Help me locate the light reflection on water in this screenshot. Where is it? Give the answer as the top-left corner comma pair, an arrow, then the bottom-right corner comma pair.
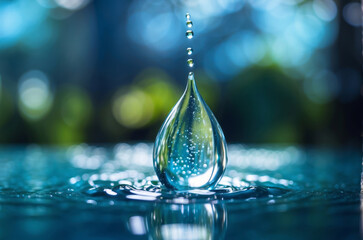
65,143 -> 297,204
68,143 -> 300,171
0,144 -> 359,240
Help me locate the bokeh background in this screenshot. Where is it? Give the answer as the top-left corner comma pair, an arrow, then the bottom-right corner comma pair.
0,0 -> 360,146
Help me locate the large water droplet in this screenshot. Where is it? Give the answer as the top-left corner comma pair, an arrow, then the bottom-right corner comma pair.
153,72 -> 228,190
187,47 -> 193,55
187,59 -> 194,67
186,20 -> 193,28
186,30 -> 194,39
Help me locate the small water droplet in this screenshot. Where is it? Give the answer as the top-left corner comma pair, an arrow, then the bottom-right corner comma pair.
187,59 -> 194,67
186,13 -> 191,19
186,30 -> 193,39
186,20 -> 193,28
187,47 -> 193,55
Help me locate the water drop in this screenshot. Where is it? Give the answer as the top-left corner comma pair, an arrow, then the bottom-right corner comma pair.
153,72 -> 228,190
187,47 -> 193,55
186,20 -> 193,28
187,59 -> 194,67
186,30 -> 194,39
186,13 -> 191,19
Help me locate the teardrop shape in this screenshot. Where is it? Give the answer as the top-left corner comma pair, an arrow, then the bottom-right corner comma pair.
153,72 -> 228,190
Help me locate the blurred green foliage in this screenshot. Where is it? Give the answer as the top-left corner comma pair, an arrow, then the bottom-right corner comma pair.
0,0 -> 359,146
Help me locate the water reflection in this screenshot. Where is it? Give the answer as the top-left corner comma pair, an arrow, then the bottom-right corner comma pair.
148,203 -> 227,240
0,146 -> 359,239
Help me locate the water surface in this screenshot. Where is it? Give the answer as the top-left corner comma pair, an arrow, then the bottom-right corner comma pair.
0,144 -> 360,240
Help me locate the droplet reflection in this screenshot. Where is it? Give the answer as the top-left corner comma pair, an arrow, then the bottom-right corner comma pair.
148,203 -> 227,240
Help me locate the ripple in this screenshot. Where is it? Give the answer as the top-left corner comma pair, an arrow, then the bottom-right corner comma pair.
0,144 -> 358,212
68,172 -> 294,204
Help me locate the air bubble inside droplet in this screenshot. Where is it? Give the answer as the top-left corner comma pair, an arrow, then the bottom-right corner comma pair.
186,30 -> 194,39
186,20 -> 193,28
187,59 -> 194,67
187,48 -> 193,55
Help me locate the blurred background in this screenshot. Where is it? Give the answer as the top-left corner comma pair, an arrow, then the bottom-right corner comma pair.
0,0 -> 360,146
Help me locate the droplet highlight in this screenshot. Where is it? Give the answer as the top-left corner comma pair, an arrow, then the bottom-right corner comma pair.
187,59 -> 194,67
186,30 -> 194,39
186,13 -> 191,19
153,72 -> 228,190
187,47 -> 193,55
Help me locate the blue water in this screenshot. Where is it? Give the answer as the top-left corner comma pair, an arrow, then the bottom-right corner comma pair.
0,144 -> 360,240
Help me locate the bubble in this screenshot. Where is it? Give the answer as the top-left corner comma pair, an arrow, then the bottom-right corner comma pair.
186,30 -> 194,39
187,47 -> 193,55
186,20 -> 193,28
186,13 -> 191,19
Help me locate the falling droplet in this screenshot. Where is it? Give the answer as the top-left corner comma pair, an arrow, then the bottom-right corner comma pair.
186,30 -> 194,39
187,47 -> 193,55
186,20 -> 193,28
153,72 -> 228,190
187,59 -> 194,67
186,13 -> 191,19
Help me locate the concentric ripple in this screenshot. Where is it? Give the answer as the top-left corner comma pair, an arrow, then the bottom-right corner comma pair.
69,171 -> 294,204
0,144 -> 358,210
